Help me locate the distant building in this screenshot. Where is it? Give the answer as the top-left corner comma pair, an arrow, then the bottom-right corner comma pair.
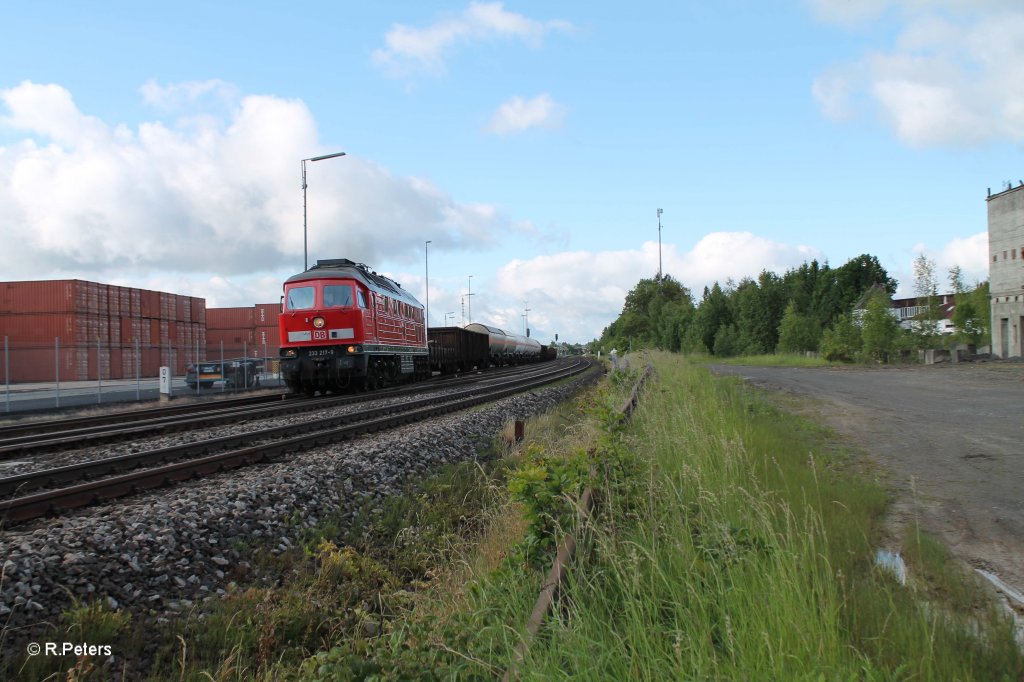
987,184 -> 1024,358
891,294 -> 956,334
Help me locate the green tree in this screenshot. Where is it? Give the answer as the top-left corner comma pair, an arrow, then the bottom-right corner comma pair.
861,289 -> 900,362
712,323 -> 741,357
686,283 -> 732,353
911,253 -> 942,347
735,271 -> 788,354
776,300 -> 820,353
820,314 -> 861,362
949,275 -> 990,348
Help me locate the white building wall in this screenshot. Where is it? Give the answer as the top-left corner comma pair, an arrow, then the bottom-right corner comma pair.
987,185 -> 1024,358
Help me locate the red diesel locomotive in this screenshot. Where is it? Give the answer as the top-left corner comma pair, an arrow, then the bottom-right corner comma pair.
278,259 -> 429,394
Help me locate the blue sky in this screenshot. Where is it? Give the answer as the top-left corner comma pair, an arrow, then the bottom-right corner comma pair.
2,1 -> 1021,342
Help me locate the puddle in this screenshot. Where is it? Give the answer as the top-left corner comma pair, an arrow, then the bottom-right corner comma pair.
874,548 -> 907,585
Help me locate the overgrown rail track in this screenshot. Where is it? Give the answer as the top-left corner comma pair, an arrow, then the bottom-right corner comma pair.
0,359 -> 596,524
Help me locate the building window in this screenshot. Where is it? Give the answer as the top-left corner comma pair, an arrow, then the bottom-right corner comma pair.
1013,249 -> 1017,260
993,255 -> 998,262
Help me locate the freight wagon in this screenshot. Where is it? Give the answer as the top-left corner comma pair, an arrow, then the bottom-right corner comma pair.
427,326 -> 490,373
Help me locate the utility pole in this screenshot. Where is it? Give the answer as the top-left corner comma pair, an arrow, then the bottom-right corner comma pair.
657,208 -> 663,283
424,240 -> 431,327
523,300 -> 531,336
467,275 -> 473,323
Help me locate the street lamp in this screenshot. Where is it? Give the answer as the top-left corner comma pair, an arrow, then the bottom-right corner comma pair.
445,311 -> 455,326
424,240 -> 432,328
302,151 -> 346,271
657,208 -> 663,283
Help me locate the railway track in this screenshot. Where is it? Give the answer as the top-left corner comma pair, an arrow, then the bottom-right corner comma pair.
0,362 -> 552,457
0,359 -> 596,524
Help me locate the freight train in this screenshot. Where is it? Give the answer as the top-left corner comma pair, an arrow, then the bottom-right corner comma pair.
277,259 -> 554,395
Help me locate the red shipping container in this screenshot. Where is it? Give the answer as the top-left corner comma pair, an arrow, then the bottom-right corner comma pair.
255,303 -> 281,326
5,346 -> 89,382
109,348 -> 123,379
254,326 -> 280,356
142,348 -> 160,377
177,296 -> 191,322
0,312 -> 107,345
120,317 -> 138,344
109,316 -> 122,345
206,328 -> 256,346
206,307 -> 255,329
139,290 -> 157,318
131,290 -> 142,317
121,347 -> 136,378
192,297 -> 206,325
0,280 -> 92,314
108,286 -> 121,318
97,283 -> 109,315
157,292 -> 169,320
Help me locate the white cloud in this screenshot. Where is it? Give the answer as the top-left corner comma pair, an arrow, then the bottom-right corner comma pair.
0,80 -> 511,303
139,79 -> 238,111
893,231 -> 989,296
806,0 -> 1019,26
486,232 -> 821,342
373,2 -> 572,75
810,3 -> 1024,146
486,94 -> 564,135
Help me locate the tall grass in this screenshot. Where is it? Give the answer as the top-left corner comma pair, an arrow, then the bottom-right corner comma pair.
520,352 -> 1021,680
712,353 -> 836,367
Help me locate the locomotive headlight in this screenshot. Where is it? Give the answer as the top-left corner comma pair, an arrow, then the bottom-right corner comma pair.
312,316 -> 325,329
283,349 -> 297,357
347,345 -> 356,353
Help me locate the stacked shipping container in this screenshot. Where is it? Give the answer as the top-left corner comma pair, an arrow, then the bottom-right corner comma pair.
206,303 -> 281,361
0,280 -> 206,382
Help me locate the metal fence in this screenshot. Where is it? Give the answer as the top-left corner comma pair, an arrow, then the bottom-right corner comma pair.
0,336 -> 282,413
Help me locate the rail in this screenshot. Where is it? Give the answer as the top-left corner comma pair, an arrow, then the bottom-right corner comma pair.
504,361 -> 652,680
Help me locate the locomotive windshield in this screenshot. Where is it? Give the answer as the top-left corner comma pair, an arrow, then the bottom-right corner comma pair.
286,286 -> 315,310
323,284 -> 354,308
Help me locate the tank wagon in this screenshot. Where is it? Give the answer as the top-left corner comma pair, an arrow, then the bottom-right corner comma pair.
278,259 -> 428,394
464,323 -> 542,365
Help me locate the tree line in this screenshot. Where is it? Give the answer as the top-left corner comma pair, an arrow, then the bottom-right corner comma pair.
594,253 -> 990,361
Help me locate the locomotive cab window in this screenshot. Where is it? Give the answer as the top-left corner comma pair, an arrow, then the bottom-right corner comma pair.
323,284 -> 353,308
286,286 -> 315,311
357,290 -> 368,309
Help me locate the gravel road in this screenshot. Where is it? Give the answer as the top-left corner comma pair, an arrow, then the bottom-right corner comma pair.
708,361 -> 1024,605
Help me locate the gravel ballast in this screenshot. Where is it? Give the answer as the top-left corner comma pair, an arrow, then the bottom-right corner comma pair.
0,370 -> 597,658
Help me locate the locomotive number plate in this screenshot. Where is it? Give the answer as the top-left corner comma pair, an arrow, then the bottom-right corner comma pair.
308,348 -> 335,357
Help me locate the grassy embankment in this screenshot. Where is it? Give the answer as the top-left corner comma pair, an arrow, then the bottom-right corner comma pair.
711,352 -> 836,367
10,353 -> 1021,679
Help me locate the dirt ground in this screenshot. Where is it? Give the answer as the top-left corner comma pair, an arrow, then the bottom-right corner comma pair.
708,361 -> 1024,609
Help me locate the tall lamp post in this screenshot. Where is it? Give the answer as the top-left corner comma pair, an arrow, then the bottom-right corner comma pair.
523,301 -> 531,336
467,275 -> 473,323
445,311 -> 455,326
424,240 -> 432,328
301,151 -> 346,271
657,208 -> 663,282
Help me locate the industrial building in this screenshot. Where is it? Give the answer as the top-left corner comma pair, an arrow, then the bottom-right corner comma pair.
987,185 -> 1024,358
